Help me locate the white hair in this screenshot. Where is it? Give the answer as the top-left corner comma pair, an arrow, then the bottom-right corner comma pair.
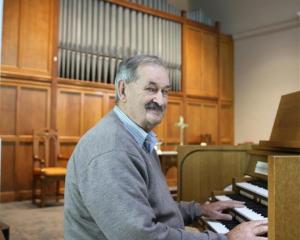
114,55 -> 167,102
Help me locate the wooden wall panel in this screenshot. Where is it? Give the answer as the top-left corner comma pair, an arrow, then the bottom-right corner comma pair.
153,119 -> 165,142
165,98 -> 183,143
16,143 -> 33,193
2,0 -> 54,76
60,143 -> 76,165
220,102 -> 234,144
19,0 -> 53,72
268,156 -> 300,240
153,97 -> 183,149
57,91 -> 81,136
2,0 -> 19,67
82,93 -> 104,134
103,94 -> 116,116
178,145 -> 250,202
19,87 -> 50,135
184,26 -> 218,98
201,31 -> 218,97
186,100 -> 202,143
184,26 -> 202,96
185,99 -> 218,144
200,101 -> 218,144
0,86 -> 17,135
0,79 -> 51,202
1,142 -> 15,192
220,35 -> 234,101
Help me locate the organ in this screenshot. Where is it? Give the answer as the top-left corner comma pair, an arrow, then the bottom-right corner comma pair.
178,91 -> 300,240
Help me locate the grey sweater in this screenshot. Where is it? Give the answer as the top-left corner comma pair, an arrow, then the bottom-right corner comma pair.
64,111 -> 228,240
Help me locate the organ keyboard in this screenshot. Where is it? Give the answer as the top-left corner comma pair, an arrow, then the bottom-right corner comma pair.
178,91 -> 300,239
202,177 -> 269,234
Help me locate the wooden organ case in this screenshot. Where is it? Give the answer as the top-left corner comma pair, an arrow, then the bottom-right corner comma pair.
177,91 -> 300,240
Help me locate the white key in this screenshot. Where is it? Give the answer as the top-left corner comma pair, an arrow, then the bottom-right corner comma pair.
206,220 -> 229,234
215,195 -> 267,221
236,182 -> 268,198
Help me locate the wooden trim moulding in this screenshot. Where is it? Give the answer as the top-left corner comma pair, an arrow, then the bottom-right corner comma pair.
0,191 -> 16,202
168,91 -> 184,98
59,136 -> 81,143
107,0 -> 184,23
0,78 -> 51,88
0,135 -> 18,142
1,70 -> 51,82
186,94 -> 219,101
58,78 -> 115,91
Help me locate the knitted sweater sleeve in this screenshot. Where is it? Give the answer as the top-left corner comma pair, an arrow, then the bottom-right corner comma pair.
78,150 -> 228,240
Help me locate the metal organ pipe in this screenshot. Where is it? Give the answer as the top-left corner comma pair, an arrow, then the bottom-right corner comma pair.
58,0 -> 182,92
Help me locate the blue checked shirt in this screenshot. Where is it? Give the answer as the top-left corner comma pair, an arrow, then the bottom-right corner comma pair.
113,106 -> 157,153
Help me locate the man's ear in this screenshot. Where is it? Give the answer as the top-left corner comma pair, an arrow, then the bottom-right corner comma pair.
117,80 -> 126,102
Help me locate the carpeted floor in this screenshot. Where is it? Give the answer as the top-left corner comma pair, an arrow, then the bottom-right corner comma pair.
0,201 -> 63,240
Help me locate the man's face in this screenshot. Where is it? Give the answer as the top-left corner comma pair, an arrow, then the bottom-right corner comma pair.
122,64 -> 170,132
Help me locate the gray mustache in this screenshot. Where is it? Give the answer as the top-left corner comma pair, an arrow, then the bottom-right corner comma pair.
145,102 -> 164,112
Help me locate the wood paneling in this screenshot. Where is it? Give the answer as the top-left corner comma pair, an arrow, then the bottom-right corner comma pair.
16,143 -> 33,193
186,98 -> 218,144
184,25 -> 202,96
186,100 -> 202,143
220,35 -> 234,101
19,87 -> 50,135
220,102 -> 234,144
184,26 -> 218,98
60,143 -> 76,166
165,97 -> 183,143
201,31 -> 218,97
2,0 -> 54,76
2,0 -> 19,67
153,97 -> 183,146
1,142 -> 15,192
200,101 -> 218,144
57,90 -> 81,136
177,145 -> 250,202
0,79 -> 51,202
0,86 -> 17,135
19,0 -> 53,72
103,94 -> 116,116
82,93 -> 104,134
153,118 -> 165,142
268,156 -> 300,240
57,87 -> 112,139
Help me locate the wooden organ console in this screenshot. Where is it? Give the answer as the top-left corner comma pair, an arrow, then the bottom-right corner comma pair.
177,91 -> 300,240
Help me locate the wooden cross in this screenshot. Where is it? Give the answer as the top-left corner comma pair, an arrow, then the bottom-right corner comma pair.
175,116 -> 188,145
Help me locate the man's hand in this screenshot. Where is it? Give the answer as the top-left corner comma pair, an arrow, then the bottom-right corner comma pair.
201,200 -> 245,220
226,220 -> 268,240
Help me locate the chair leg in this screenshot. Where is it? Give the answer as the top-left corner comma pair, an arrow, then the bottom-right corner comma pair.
40,179 -> 46,207
32,176 -> 36,204
56,180 -> 60,203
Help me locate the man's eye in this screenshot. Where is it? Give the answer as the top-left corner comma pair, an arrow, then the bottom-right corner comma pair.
146,87 -> 157,93
162,89 -> 169,95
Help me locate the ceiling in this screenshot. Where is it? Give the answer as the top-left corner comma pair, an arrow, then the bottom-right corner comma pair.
184,0 -> 300,34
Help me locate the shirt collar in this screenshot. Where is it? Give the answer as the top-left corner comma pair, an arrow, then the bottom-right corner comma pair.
113,106 -> 157,152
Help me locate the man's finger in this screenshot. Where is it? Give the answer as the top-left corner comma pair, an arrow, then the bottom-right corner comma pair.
256,237 -> 268,240
219,200 -> 245,209
218,213 -> 233,221
253,224 -> 268,235
251,219 -> 268,226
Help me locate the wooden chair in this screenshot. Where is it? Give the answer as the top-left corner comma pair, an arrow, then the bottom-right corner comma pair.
32,128 -> 68,207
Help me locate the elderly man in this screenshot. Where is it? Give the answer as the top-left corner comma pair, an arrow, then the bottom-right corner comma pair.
64,55 -> 267,240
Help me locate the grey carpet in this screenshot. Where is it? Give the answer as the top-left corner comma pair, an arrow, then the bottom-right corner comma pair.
0,201 -> 63,240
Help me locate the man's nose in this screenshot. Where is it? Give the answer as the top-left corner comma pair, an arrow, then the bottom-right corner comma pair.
153,90 -> 166,105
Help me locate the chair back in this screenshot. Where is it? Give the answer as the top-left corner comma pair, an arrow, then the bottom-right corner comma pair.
33,128 -> 60,168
